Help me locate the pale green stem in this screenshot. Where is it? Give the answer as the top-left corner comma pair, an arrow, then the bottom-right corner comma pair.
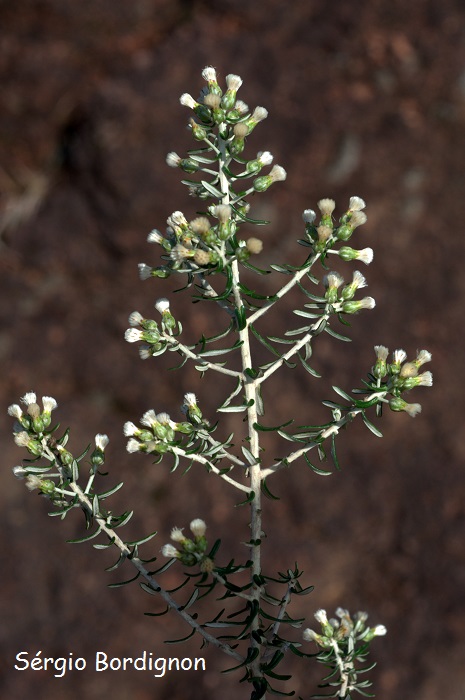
260,391 -> 388,480
217,133 -> 264,685
247,253 -> 320,327
162,333 -> 243,379
170,445 -> 250,493
255,309 -> 331,386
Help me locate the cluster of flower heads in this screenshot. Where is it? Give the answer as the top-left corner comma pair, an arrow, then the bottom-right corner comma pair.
138,66 -> 288,282
178,66 -> 274,157
322,269 -> 375,315
303,196 -> 373,264
8,392 -> 109,496
138,207 -> 264,281
303,608 -> 386,698
303,608 -> 386,697
373,346 -> 433,417
123,393 -> 202,455
303,608 -> 386,648
161,518 -> 214,572
124,298 -> 179,359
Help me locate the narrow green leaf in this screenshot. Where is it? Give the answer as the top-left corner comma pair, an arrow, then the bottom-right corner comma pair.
114,510 -> 134,528
361,412 -> 383,437
299,354 -> 321,378
332,385 -> 352,401
330,434 -> 341,471
105,552 -> 127,572
304,453 -> 332,476
241,446 -> 258,466
269,264 -> 292,274
139,582 -> 162,595
324,326 -> 351,342
261,478 -> 280,501
253,419 -> 293,432
200,179 -> 223,198
67,527 -> 102,544
108,571 -> 140,587
181,588 -> 199,611
222,646 -> 259,674
144,606 -> 169,617
126,530 -> 158,547
231,204 -> 270,225
164,626 -> 196,644
235,490 -> 255,507
98,482 -> 124,499
218,404 -> 249,413
93,537 -> 115,550
250,323 -> 282,358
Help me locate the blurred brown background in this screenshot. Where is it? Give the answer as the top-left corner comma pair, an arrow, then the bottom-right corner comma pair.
0,1 -> 463,698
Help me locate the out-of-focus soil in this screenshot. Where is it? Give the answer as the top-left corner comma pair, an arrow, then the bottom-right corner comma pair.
1,1 -> 464,699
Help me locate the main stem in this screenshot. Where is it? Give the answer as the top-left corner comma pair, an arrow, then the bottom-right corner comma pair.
218,134 -> 263,687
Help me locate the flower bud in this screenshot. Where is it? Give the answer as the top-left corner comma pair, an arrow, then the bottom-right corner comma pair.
201,66 -> 222,97
221,73 -> 242,109
373,345 -> 389,378
389,397 -> 422,417
323,272 -> 344,303
341,297 -> 376,314
189,118 -> 208,141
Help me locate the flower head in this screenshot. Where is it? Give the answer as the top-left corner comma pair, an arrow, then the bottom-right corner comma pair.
190,518 -> 207,538
414,349 -> 432,368
318,198 -> 336,217
162,544 -> 179,559
170,527 -> 185,543
7,404 -> 23,420
226,73 -> 243,91
155,298 -> 170,314
349,196 -> 366,211
95,434 -> 109,450
302,209 -> 316,224
41,396 -> 57,413
21,392 -> 37,406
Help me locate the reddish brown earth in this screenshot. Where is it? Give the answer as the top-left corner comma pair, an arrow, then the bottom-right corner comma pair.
1,1 -> 464,699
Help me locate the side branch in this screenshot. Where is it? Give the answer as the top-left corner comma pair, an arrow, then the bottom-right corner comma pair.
247,253 -> 319,327
162,333 -> 243,379
171,445 -> 250,493
50,454 -> 244,663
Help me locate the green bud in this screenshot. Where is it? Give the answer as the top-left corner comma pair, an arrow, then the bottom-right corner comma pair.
161,312 -> 176,331
338,246 -> 358,261
144,330 -> 161,344
229,137 -> 245,156
153,424 -> 175,442
58,448 -> 74,466
335,224 -> 353,241
182,538 -> 197,554
194,535 -> 208,553
32,416 -> 45,433
180,159 -> 199,173
91,449 -> 105,467
179,552 -> 197,567
40,479 -> 56,495
177,422 -> 194,434
236,247 -> 250,263
253,175 -> 272,192
193,104 -> 213,124
42,413 -> 52,428
27,440 -> 44,457
152,267 -> 171,279
189,118 -> 208,141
